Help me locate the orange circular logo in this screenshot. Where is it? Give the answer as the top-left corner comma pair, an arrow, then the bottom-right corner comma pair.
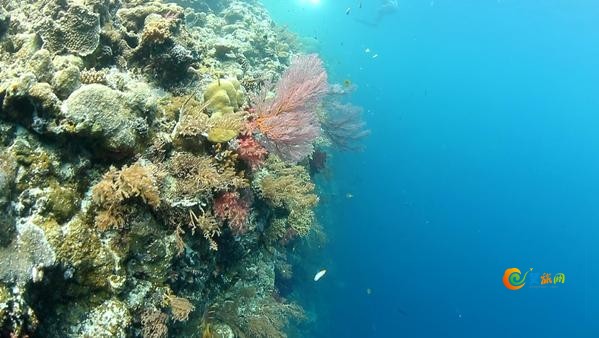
503,268 -> 532,290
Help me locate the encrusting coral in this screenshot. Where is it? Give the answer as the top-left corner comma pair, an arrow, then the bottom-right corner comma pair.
0,0 -> 367,336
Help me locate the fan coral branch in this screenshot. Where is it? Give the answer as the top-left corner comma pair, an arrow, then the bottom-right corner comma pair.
252,54 -> 328,163
322,102 -> 370,151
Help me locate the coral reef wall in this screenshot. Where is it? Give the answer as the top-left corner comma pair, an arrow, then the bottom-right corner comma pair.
0,0 -> 347,337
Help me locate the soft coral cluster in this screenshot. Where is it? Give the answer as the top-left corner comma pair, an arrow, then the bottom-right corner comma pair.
235,133 -> 268,170
213,191 -> 251,234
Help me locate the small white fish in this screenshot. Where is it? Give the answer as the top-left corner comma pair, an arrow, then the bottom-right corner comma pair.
372,54 -> 379,59
314,269 -> 327,281
345,7 -> 351,15
364,48 -> 371,53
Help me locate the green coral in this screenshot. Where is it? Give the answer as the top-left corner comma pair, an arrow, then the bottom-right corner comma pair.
44,217 -> 118,290
202,79 -> 246,143
42,182 -> 80,223
27,49 -> 54,83
52,65 -> 81,99
207,127 -> 238,143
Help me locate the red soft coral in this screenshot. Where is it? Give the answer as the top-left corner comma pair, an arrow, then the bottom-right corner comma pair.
213,192 -> 250,234
235,133 -> 268,170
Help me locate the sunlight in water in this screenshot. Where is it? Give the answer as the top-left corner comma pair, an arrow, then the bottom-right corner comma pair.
299,0 -> 321,6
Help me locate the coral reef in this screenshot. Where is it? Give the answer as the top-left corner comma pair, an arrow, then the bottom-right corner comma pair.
0,0 -> 365,336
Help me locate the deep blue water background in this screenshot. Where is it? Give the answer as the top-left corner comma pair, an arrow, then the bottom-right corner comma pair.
261,1 -> 599,337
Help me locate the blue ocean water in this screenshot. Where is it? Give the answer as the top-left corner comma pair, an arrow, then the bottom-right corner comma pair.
262,1 -> 599,337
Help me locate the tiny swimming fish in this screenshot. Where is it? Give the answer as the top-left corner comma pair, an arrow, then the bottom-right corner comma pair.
372,54 -> 379,59
314,269 -> 327,281
345,7 -> 351,15
365,48 -> 371,53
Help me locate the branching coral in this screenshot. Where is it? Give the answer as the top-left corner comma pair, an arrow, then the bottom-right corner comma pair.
189,209 -> 222,251
140,309 -> 168,338
176,109 -> 210,138
206,295 -> 305,338
91,162 -> 160,231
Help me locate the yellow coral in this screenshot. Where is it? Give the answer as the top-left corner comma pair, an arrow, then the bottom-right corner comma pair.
203,78 -> 245,117
207,127 -> 238,143
206,111 -> 246,143
141,17 -> 172,44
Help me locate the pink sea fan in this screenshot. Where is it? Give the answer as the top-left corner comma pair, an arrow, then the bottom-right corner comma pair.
213,191 -> 250,234
322,102 -> 370,151
252,54 -> 328,163
235,133 -> 268,170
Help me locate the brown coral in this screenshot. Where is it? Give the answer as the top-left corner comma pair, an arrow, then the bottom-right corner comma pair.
189,209 -> 221,251
91,162 -> 160,231
257,158 -> 318,238
140,309 -> 168,338
165,294 -> 194,322
167,152 -> 247,199
80,68 -> 107,85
